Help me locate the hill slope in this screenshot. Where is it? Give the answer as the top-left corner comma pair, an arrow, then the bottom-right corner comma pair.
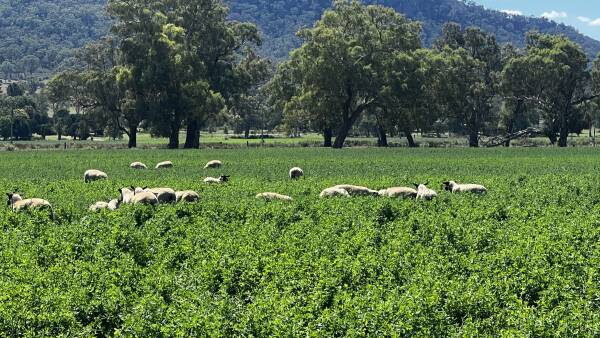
1,0 -> 599,78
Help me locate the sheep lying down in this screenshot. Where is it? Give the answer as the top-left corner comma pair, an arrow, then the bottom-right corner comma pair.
443,181 -> 487,194
256,192 -> 293,201
7,193 -> 53,212
415,183 -> 437,201
378,187 -> 418,199
320,187 -> 351,198
333,184 -> 379,196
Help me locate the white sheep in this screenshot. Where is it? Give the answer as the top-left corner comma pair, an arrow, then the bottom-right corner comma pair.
108,199 -> 119,211
204,160 -> 222,169
144,187 -> 177,204
256,192 -> 293,201
130,162 -> 147,169
84,169 -> 108,183
289,167 -> 304,179
155,161 -> 174,169
175,190 -> 200,203
415,183 -> 437,201
118,187 -> 135,205
6,193 -> 53,214
89,201 -> 110,212
319,187 -> 351,198
204,175 -> 230,184
333,184 -> 379,196
131,191 -> 159,206
443,181 -> 487,195
378,187 -> 418,199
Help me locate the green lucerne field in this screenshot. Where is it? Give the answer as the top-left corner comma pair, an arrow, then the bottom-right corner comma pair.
0,148 -> 599,336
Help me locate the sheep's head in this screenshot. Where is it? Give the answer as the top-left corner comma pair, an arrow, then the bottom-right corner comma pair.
414,182 -> 429,189
219,175 -> 230,182
442,181 -> 456,191
6,192 -> 22,206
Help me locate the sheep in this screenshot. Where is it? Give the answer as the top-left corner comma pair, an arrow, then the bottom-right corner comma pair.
144,187 -> 177,204
415,183 -> 437,201
204,160 -> 222,169
130,162 -> 147,169
131,191 -> 159,206
442,181 -> 487,195
204,175 -> 230,184
108,199 -> 119,211
155,161 -> 174,169
84,169 -> 108,183
90,198 -> 120,212
256,192 -> 293,202
89,201 -> 110,212
333,184 -> 379,196
289,167 -> 304,179
6,193 -> 53,215
319,187 -> 351,198
378,187 -> 418,199
117,187 -> 136,205
176,190 -> 200,203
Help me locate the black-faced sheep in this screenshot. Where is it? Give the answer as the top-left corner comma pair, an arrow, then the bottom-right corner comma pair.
289,167 -> 304,179
7,193 -> 53,214
204,175 -> 230,184
415,183 -> 437,201
256,192 -> 293,201
84,169 -> 108,183
442,181 -> 487,195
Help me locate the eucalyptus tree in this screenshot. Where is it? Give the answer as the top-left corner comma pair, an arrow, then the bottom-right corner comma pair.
270,0 -> 421,148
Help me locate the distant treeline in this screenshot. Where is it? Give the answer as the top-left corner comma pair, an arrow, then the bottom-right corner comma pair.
3,0 -> 600,149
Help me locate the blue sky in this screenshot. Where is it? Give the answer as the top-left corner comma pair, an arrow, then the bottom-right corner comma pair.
472,0 -> 600,40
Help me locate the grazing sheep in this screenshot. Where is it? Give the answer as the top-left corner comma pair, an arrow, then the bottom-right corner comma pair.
333,184 -> 379,196
204,160 -> 222,169
204,175 -> 230,184
144,187 -> 176,204
415,183 -> 437,201
155,161 -> 174,169
6,193 -> 53,214
176,190 -> 200,203
130,162 -> 147,169
256,192 -> 293,201
443,181 -> 487,195
378,187 -> 418,199
319,187 -> 351,198
84,169 -> 108,183
131,191 -> 159,206
118,187 -> 135,205
289,167 -> 304,179
89,201 -> 109,212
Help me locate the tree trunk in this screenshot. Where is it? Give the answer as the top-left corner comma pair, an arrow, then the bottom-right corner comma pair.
323,128 -> 333,147
128,126 -> 137,148
244,126 -> 250,139
558,127 -> 568,147
168,127 -> 179,149
57,132 -> 62,141
377,125 -> 388,147
404,127 -> 417,148
469,130 -> 479,148
333,120 -> 353,149
184,119 -> 200,149
504,120 -> 514,148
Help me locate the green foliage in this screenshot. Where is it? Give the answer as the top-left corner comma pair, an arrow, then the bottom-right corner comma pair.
0,148 -> 600,335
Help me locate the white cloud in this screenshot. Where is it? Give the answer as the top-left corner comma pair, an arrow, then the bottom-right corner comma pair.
501,9 -> 523,16
578,16 -> 591,23
541,11 -> 568,20
576,16 -> 600,26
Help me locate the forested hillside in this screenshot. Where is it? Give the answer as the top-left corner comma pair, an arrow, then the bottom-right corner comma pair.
1,0 -> 600,78
0,0 -> 107,79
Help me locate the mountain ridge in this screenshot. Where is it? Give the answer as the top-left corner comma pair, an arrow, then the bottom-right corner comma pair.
0,0 -> 599,78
